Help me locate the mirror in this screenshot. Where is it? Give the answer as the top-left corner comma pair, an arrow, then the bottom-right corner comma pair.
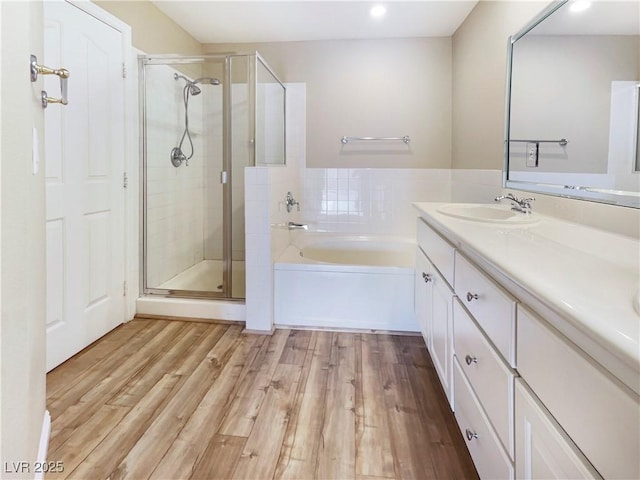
505,0 -> 640,208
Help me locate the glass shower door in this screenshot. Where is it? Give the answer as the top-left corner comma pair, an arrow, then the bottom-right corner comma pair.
142,57 -> 227,297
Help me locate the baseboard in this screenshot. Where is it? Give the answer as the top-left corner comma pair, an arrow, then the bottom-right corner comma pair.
34,410 -> 51,480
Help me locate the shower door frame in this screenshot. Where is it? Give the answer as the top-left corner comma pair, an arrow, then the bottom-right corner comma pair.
139,53 -> 251,300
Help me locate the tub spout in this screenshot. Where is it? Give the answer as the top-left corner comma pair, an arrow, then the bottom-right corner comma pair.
287,221 -> 308,230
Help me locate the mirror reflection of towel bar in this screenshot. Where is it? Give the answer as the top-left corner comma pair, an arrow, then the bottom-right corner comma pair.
341,135 -> 410,144
510,138 -> 568,146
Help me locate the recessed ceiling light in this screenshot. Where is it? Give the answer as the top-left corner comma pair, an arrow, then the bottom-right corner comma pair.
569,1 -> 591,13
370,5 -> 386,18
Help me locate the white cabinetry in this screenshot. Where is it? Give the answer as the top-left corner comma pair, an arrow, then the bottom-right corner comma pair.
518,305 -> 639,480
453,252 -> 517,477
413,206 -> 639,480
515,379 -> 601,480
414,248 -> 432,340
415,220 -> 455,407
454,359 -> 514,480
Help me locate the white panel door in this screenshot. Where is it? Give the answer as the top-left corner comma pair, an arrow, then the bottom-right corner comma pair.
45,1 -> 126,371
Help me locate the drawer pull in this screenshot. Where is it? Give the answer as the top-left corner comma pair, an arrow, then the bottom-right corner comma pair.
465,428 -> 478,441
422,272 -> 433,283
464,354 -> 478,366
466,292 -> 479,302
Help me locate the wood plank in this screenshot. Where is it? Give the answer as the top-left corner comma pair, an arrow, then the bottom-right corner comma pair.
149,332 -> 264,480
48,321 -> 188,453
400,343 -> 478,479
47,319 -> 171,418
46,319 -> 152,397
356,334 -> 396,479
279,329 -> 312,365
231,363 -> 303,480
274,331 -> 331,480
111,325 -> 242,480
106,322 -> 209,407
46,403 -> 129,480
380,362 -> 437,480
190,435 -> 246,480
377,334 -> 405,365
66,372 -> 182,480
47,322 -> 478,480
316,332 -> 357,480
218,329 -> 290,437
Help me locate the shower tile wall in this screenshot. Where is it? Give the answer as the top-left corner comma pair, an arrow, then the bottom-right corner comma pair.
145,64 -> 206,287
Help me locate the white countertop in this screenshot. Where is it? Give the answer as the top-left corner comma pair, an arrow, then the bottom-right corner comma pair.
414,202 -> 640,393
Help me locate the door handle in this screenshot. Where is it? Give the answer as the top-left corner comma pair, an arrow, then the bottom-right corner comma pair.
30,54 -> 70,108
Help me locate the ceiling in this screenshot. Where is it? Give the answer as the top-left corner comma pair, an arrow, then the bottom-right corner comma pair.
151,1 -> 479,44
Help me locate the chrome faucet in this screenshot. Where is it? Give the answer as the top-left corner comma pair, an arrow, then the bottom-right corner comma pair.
287,221 -> 308,230
494,193 -> 535,214
284,192 -> 300,213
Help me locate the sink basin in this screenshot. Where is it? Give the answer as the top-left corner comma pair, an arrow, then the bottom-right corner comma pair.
436,204 -> 540,224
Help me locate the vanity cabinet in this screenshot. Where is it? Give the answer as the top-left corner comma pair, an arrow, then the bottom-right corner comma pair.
453,252 -> 517,477
455,254 -> 516,367
454,358 -> 514,480
515,379 -> 601,480
517,305 -> 639,480
413,206 -> 640,480
415,220 -> 455,407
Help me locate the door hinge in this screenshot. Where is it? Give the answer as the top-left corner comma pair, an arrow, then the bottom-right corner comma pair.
123,172 -> 128,189
123,281 -> 127,297
122,63 -> 127,79
220,171 -> 228,184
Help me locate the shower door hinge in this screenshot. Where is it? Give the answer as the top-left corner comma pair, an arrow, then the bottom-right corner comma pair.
122,63 -> 127,79
123,281 -> 127,296
123,172 -> 128,189
220,171 -> 228,184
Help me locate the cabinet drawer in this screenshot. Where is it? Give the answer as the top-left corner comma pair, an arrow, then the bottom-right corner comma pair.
515,379 -> 601,480
417,218 -> 455,287
454,359 -> 514,480
517,305 -> 639,480
454,253 -> 516,366
454,299 -> 515,459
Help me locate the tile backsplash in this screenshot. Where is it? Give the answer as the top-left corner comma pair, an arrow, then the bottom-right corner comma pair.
301,168 -> 452,237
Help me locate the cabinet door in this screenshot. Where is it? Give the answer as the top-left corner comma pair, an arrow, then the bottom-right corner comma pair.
515,380 -> 601,480
415,247 -> 432,342
430,264 -> 454,408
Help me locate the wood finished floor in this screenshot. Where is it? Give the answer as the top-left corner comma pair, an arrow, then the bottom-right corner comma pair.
46,318 -> 478,480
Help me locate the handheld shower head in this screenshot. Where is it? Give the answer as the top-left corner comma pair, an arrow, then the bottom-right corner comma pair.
188,84 -> 202,96
193,76 -> 220,86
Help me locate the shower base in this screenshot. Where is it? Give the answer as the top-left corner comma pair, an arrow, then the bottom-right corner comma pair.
157,259 -> 246,298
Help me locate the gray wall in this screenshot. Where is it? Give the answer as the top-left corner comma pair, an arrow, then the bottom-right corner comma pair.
205,37 -> 452,169
1,1 -> 47,475
452,0 -> 547,170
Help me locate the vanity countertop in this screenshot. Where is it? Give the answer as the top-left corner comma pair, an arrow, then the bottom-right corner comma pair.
414,202 -> 640,394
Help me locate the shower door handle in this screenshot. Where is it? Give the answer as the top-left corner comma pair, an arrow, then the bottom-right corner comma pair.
220,171 -> 228,184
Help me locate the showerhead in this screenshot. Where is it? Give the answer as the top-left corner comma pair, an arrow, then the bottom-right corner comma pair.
174,73 -> 220,94
193,76 -> 220,86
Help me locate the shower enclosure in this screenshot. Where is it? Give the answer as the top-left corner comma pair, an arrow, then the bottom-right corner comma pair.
139,53 -> 285,300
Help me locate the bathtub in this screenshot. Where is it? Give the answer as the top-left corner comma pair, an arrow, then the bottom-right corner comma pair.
274,233 -> 419,332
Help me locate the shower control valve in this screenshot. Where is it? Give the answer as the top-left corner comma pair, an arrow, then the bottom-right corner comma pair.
284,192 -> 300,213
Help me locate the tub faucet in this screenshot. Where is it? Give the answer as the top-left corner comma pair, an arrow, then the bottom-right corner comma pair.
494,193 -> 535,214
287,221 -> 308,230
284,192 -> 300,213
